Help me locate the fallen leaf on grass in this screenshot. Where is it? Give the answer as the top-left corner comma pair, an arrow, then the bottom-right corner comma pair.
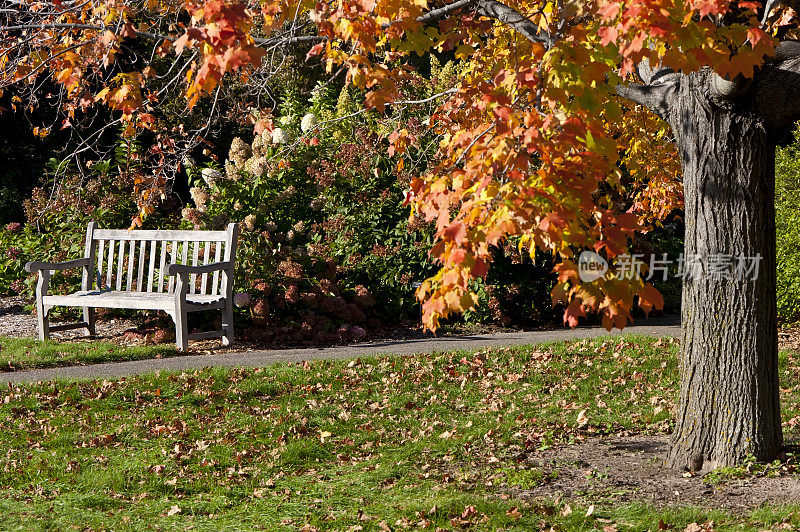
577,410 -> 589,427
506,507 -> 522,519
166,505 -> 181,517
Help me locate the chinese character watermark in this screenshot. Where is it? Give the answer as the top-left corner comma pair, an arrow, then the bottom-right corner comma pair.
577,251 -> 762,282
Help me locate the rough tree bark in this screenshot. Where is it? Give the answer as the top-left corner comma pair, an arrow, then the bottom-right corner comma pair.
666,71 -> 781,470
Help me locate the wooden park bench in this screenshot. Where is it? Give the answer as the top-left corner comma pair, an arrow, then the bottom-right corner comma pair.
25,222 -> 239,351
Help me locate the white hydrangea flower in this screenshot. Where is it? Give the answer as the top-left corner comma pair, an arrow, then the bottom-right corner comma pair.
244,156 -> 267,178
201,168 -> 222,187
189,187 -> 209,212
230,137 -> 248,154
232,153 -> 247,170
279,115 -> 294,126
252,135 -> 266,155
225,160 -> 238,180
300,113 -> 318,133
272,127 -> 291,145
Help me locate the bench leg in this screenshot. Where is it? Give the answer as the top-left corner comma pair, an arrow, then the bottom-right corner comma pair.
83,307 -> 96,336
221,299 -> 234,346
35,303 -> 50,341
174,308 -> 189,352
35,271 -> 50,341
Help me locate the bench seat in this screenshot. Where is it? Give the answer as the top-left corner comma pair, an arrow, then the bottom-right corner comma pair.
43,291 -> 226,311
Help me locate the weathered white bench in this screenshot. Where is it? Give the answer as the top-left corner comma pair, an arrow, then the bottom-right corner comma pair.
25,222 -> 239,351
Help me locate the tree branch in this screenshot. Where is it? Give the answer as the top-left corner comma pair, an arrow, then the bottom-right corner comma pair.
709,72 -> 752,100
475,0 -> 552,46
615,79 -> 678,119
381,0 -> 479,29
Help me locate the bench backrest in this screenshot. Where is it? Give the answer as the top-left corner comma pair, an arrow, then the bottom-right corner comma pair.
81,222 -> 238,297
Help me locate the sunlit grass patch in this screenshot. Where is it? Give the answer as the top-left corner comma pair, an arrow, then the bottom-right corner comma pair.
0,337 -> 177,370
0,335 -> 797,529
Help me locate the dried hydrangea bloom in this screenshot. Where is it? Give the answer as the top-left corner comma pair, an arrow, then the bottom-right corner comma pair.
225,160 -> 239,180
292,220 -> 305,233
233,153 -> 248,170
301,113 -> 318,133
244,214 -> 257,231
244,156 -> 267,178
181,207 -> 199,223
189,187 -> 209,212
251,135 -> 267,157
286,229 -> 296,242
264,221 -> 277,232
234,201 -> 243,211
272,127 -> 290,145
309,197 -> 324,211
230,137 -> 249,154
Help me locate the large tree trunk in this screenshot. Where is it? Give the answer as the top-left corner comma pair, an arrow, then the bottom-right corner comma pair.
666,72 -> 782,471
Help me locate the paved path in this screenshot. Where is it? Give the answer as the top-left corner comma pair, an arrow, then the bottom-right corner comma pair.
0,317 -> 680,383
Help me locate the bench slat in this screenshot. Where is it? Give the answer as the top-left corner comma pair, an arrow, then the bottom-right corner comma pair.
106,239 -> 115,291
190,240 -> 200,294
147,240 -> 157,292
126,239 -> 135,291
212,242 -> 222,295
158,240 -> 167,293
96,239 -> 106,290
137,240 -> 146,291
201,241 -> 211,295
94,228 -> 229,241
168,240 -> 178,293
116,240 -> 125,291
42,290 -> 224,311
181,239 -> 189,272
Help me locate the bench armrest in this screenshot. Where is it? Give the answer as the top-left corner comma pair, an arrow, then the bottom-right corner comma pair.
25,258 -> 91,273
167,261 -> 233,276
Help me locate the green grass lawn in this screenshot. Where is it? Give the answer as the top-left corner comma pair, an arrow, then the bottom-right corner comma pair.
0,335 -> 799,530
0,337 -> 177,370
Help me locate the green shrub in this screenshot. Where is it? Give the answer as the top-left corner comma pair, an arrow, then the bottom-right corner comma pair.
776,129 -> 800,323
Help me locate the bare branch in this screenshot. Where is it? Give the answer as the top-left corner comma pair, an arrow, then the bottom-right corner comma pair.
381,0 -> 479,29
475,0 -> 552,46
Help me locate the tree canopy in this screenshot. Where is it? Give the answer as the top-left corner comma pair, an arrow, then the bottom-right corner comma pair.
1,0 -> 798,329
